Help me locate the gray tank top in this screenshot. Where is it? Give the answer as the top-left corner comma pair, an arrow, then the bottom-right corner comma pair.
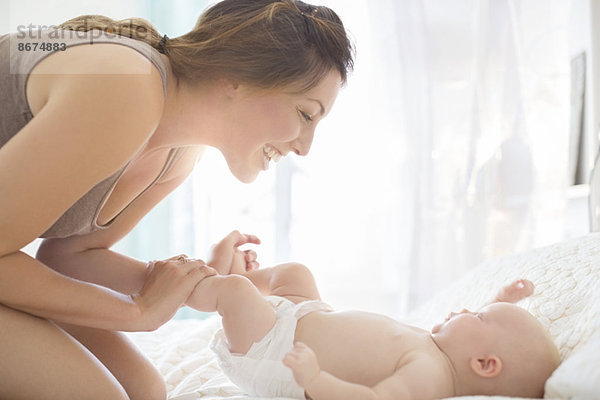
0,28 -> 183,238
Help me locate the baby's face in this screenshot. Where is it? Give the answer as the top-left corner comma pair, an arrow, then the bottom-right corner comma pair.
431,303 -> 560,398
431,303 -> 539,353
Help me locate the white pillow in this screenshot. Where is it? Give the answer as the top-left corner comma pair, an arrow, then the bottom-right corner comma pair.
545,331 -> 600,400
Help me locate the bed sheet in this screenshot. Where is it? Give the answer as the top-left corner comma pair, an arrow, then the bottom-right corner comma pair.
128,233 -> 600,400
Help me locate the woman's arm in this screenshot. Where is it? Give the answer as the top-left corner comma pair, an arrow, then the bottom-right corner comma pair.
0,251 -> 142,330
36,147 -> 203,294
35,147 -> 211,330
0,46 -> 201,331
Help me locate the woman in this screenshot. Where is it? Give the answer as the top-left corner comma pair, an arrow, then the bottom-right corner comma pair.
0,0 -> 353,398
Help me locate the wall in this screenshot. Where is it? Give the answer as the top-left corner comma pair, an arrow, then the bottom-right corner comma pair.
1,0 -> 147,33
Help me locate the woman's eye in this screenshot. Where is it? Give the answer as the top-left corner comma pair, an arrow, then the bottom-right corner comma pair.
298,108 -> 313,122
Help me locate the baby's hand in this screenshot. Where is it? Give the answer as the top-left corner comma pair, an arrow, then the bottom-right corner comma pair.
494,279 -> 534,303
283,342 -> 320,388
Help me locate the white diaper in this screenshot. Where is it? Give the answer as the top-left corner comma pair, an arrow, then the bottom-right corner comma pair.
209,296 -> 333,399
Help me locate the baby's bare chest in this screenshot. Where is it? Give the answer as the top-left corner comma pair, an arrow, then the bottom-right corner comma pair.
295,310 -> 432,387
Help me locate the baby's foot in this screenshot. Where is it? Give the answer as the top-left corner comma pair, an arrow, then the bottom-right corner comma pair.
494,279 -> 534,303
243,249 -> 260,272
227,249 -> 260,275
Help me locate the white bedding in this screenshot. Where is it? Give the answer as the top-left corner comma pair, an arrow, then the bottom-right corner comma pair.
128,233 -> 600,400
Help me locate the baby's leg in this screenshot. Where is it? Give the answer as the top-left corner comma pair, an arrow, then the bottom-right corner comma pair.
186,275 -> 276,354
244,263 -> 321,304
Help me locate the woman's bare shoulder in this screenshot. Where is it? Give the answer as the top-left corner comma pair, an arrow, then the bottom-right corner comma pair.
30,41 -> 161,75
27,42 -> 165,116
0,44 -> 166,254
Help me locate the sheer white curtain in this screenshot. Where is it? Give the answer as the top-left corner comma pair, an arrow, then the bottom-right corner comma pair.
280,0 -> 572,314
44,0 -> 569,317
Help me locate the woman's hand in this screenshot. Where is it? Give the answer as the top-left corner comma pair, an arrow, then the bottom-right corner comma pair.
131,255 -> 216,331
208,230 -> 261,275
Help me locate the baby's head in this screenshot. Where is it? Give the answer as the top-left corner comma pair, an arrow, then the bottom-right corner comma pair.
431,302 -> 560,398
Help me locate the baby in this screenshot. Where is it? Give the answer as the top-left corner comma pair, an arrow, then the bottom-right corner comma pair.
186,231 -> 561,400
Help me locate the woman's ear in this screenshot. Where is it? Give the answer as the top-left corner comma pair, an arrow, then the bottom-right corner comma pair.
218,77 -> 240,98
470,355 -> 503,378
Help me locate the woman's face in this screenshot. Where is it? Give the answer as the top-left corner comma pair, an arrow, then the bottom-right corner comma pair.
221,69 -> 342,183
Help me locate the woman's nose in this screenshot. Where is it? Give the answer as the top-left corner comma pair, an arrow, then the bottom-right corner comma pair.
292,127 -> 315,156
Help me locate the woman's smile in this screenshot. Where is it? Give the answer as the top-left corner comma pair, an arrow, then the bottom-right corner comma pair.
262,144 -> 283,170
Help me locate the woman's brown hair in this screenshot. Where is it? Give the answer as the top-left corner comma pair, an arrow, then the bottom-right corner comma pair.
58,0 -> 354,92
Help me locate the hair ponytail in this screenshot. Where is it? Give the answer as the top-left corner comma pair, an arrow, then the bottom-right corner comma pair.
57,15 -> 166,53
58,0 -> 354,93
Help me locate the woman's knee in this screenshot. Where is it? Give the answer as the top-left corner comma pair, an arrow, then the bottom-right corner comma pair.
116,351 -> 165,400
0,304 -> 130,400
59,324 -> 166,400
128,371 -> 166,400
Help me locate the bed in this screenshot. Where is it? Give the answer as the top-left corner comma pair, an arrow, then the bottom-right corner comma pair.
127,232 -> 600,400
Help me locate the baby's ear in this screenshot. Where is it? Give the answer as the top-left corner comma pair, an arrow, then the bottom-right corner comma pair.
470,355 -> 502,378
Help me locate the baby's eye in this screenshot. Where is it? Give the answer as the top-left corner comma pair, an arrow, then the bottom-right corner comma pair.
476,313 -> 483,320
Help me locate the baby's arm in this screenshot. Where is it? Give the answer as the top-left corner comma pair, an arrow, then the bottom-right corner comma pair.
284,343 -> 436,400
488,278 -> 534,304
